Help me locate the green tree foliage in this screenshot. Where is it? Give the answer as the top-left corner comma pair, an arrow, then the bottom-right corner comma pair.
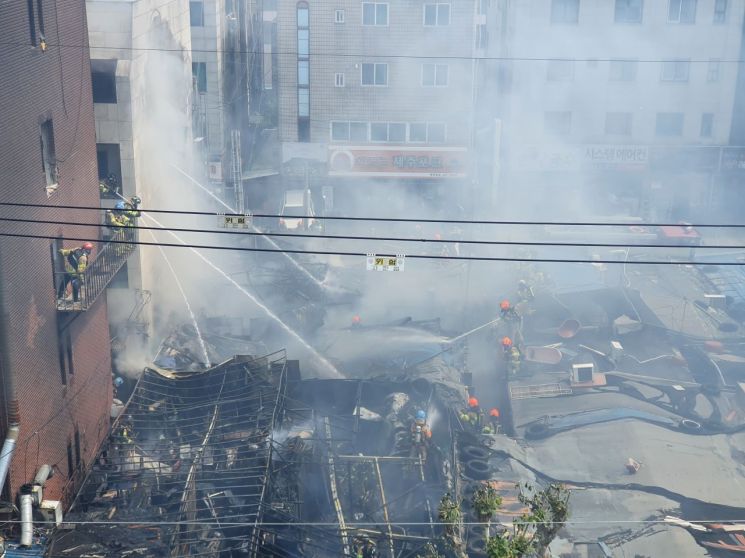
472,483 -> 503,521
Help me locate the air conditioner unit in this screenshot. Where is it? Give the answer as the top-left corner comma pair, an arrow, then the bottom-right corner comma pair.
208,161 -> 223,181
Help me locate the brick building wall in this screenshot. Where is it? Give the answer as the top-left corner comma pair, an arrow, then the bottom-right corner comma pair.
0,0 -> 113,502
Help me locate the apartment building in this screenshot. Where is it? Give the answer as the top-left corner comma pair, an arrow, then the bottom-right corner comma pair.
273,0 -> 481,211
0,0 -> 114,504
486,0 -> 745,221
190,0 -> 227,167
86,0 -> 194,344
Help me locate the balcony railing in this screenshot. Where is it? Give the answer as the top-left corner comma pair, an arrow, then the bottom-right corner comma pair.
55,226 -> 137,312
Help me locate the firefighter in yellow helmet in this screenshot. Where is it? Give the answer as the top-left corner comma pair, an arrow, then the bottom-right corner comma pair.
57,242 -> 93,302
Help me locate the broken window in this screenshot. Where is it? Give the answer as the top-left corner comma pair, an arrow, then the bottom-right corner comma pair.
40,119 -> 58,194
91,59 -> 117,103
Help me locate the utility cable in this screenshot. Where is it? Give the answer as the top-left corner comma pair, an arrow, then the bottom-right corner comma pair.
3,200 -> 745,228
0,229 -> 743,265
3,39 -> 745,63
1,214 -> 742,250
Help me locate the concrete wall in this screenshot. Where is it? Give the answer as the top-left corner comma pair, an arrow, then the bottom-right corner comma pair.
275,0 -> 478,147
0,0 -> 112,503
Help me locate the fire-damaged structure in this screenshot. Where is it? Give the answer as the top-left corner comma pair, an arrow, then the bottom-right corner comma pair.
49,351 -> 289,557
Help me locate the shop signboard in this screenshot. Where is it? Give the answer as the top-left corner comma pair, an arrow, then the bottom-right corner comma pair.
328,146 -> 468,178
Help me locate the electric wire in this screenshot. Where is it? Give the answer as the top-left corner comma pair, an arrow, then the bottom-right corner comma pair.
3,39 -> 745,63
1,214 -> 742,250
4,200 -> 745,228
2,229 -> 741,265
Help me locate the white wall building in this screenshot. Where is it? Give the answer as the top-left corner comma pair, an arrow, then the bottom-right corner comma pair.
486,0 -> 745,220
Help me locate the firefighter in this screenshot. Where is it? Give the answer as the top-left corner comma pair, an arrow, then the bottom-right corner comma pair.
488,408 -> 501,433
106,201 -> 131,228
500,299 -> 519,321
509,346 -> 522,375
124,196 -> 141,221
517,279 -> 534,302
466,397 -> 483,430
501,336 -> 513,357
411,409 -> 432,461
57,242 -> 93,302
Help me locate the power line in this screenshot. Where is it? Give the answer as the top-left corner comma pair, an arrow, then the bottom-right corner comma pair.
3,200 -> 745,228
3,39 -> 745,63
3,215 -> 745,250
2,229 -> 743,265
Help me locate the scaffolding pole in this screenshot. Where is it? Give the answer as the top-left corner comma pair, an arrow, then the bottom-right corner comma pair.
373,457 -> 396,558
324,417 -> 351,556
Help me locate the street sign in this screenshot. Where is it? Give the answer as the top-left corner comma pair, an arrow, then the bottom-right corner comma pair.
366,254 -> 405,272
218,213 -> 251,228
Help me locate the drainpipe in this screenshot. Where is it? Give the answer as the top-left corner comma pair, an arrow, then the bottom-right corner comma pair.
0,263 -> 20,499
19,484 -> 33,547
31,464 -> 52,506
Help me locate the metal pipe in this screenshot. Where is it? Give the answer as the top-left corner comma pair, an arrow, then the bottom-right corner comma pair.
0,256 -> 20,500
33,464 -> 51,486
19,487 -> 33,547
0,426 -> 19,498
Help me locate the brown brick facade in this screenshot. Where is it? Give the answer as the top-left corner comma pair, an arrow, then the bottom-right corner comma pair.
0,0 -> 112,503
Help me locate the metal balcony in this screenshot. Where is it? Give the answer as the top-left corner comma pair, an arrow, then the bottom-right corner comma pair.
55,227 -> 137,312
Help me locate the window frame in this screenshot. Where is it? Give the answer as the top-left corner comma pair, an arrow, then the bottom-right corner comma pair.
700,113 -> 714,137
91,59 -> 117,104
660,59 -> 690,82
423,3 -> 451,26
609,59 -> 638,82
713,0 -> 727,23
40,119 -> 57,189
189,1 -> 205,27
668,0 -> 696,23
335,72 -> 345,87
604,112 -> 633,135
614,0 -> 643,24
707,59 -> 720,82
335,9 -> 345,23
192,62 -> 207,93
421,63 -> 449,87
361,62 -> 388,86
408,123 -> 427,143
550,0 -> 580,24
362,2 -> 389,26
655,112 -> 684,136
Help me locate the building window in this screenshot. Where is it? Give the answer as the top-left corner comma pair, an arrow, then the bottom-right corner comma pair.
369,122 -> 406,142
335,9 -> 345,23
362,2 -> 388,25
714,0 -> 727,23
668,0 -> 696,23
409,123 -> 427,142
26,0 -> 36,46
544,111 -> 572,136
477,24 -> 488,49
189,1 -> 204,26
74,427 -> 81,467
605,112 -> 632,135
550,0 -> 579,24
701,113 -> 713,137
35,0 -> 45,39
192,62 -> 207,93
40,119 -> 57,191
422,63 -> 448,86
427,122 -> 446,143
97,143 -> 122,198
614,0 -> 643,23
298,60 -> 309,85
707,59 -> 720,82
66,441 -> 74,477
361,63 -> 388,86
335,72 -> 345,87
661,60 -> 690,81
656,112 -> 684,136
609,59 -> 637,81
547,60 -> 574,81
91,59 -> 117,103
297,2 -> 310,142
423,3 -> 450,26
331,121 -> 351,141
